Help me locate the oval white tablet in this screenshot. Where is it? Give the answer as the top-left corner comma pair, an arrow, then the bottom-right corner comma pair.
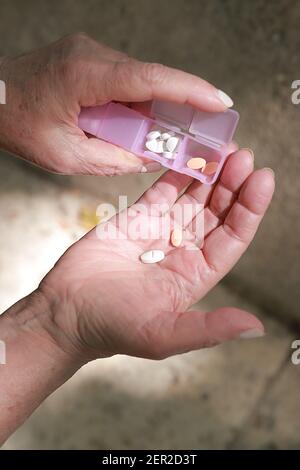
166,136 -> 179,152
146,130 -> 161,140
161,132 -> 171,140
140,250 -> 165,264
145,139 -> 159,152
155,140 -> 165,153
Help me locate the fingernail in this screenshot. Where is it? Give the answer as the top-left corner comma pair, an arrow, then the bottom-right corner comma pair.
239,329 -> 265,339
217,89 -> 234,108
141,162 -> 162,173
242,148 -> 254,160
263,167 -> 275,178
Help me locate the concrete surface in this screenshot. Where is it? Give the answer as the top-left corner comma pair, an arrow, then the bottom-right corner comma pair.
0,0 -> 300,449
0,152 -> 300,450
231,362 -> 300,450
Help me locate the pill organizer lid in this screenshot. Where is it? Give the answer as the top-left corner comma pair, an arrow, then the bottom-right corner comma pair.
189,109 -> 239,146
151,100 -> 195,130
151,100 -> 239,146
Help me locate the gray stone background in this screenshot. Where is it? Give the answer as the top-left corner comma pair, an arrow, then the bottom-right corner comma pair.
0,0 -> 300,450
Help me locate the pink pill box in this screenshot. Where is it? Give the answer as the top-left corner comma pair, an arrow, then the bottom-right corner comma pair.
78,100 -> 239,184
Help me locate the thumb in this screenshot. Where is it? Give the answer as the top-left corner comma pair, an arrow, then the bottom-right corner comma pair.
149,307 -> 265,359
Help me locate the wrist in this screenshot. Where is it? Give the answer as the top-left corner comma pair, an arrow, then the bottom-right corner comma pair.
39,281 -> 112,361
1,289 -> 86,367
0,290 -> 84,444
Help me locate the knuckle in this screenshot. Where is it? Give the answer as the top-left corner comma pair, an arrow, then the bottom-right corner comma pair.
64,32 -> 91,49
59,33 -> 92,75
141,62 -> 168,86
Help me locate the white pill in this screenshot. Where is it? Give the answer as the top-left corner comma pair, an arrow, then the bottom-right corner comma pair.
162,151 -> 174,159
145,139 -> 159,152
161,132 -> 171,140
166,136 -> 179,152
140,249 -> 165,264
146,130 -> 161,140
155,140 -> 165,153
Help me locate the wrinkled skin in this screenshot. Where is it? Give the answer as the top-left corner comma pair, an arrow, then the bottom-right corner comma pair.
39,150 -> 275,361
0,33 -> 229,176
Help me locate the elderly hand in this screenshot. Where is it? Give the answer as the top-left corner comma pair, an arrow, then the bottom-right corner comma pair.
0,33 -> 233,176
39,149 -> 275,360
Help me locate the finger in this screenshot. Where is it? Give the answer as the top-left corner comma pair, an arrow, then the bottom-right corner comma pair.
147,307 -> 264,359
202,168 -> 275,283
134,170 -> 193,215
227,140 -> 239,154
202,149 -> 254,236
83,59 -> 234,111
93,42 -> 129,63
175,147 -> 249,230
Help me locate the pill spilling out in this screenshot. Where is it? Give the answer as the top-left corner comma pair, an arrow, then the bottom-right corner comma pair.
202,161 -> 219,175
140,249 -> 165,264
187,157 -> 207,170
171,228 -> 183,247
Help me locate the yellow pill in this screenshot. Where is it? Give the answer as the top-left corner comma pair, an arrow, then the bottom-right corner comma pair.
202,161 -> 219,175
171,228 -> 183,247
186,157 -> 206,170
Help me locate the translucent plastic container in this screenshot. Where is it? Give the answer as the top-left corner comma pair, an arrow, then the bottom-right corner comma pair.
79,100 -> 239,184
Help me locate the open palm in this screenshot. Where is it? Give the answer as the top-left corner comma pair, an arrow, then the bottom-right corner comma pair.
40,150 -> 274,360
